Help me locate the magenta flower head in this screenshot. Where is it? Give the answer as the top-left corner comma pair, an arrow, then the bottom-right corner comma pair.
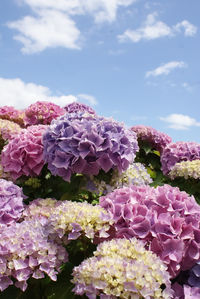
0,179 -> 24,226
161,142 -> 200,175
43,114 -> 138,181
0,218 -> 68,292
24,101 -> 66,126
0,106 -> 25,127
64,102 -> 96,115
131,125 -> 172,153
1,125 -> 47,180
100,184 -> 200,278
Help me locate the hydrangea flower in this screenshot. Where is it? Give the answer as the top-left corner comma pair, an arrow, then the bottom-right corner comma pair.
188,261 -> 200,288
72,238 -> 173,299
0,179 -> 24,226
0,119 -> 22,148
161,142 -> 200,175
64,102 -> 96,115
24,198 -> 113,240
100,184 -> 200,278
24,101 -> 66,126
172,283 -> 200,299
86,162 -> 152,195
0,218 -> 68,292
1,125 -> 47,180
131,125 -> 172,153
0,106 -> 25,127
23,198 -> 60,220
169,160 -> 200,180
43,114 -> 138,181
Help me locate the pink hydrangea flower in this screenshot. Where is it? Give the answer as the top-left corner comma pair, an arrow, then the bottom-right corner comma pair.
0,119 -> 22,141
24,101 -> 65,126
0,106 -> 25,127
100,184 -> 200,278
131,125 -> 172,153
1,125 -> 47,180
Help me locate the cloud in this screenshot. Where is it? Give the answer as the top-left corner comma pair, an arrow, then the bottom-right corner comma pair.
160,114 -> 200,130
19,0 -> 137,23
145,61 -> 187,78
8,0 -> 137,53
77,94 -> 98,106
7,10 -> 81,54
174,20 -> 197,36
118,12 -> 197,43
0,77 -> 77,109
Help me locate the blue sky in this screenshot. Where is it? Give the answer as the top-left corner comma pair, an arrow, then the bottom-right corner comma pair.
0,0 -> 200,142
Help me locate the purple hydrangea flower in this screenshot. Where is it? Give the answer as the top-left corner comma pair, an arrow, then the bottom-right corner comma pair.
43,114 -> 138,181
131,125 -> 172,153
100,184 -> 200,278
172,283 -> 200,299
0,218 -> 68,292
161,142 -> 200,175
188,261 -> 200,288
0,179 -> 24,226
1,125 -> 47,180
64,102 -> 96,115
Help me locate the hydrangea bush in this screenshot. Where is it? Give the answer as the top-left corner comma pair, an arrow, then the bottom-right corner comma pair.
1,100 -> 200,298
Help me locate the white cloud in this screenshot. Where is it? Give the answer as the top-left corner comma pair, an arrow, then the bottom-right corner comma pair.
118,12 -> 197,43
174,20 -> 197,36
7,10 -> 81,54
77,94 -> 98,106
9,0 -> 137,53
160,114 -> 200,130
145,61 -> 187,78
19,0 -> 137,23
0,78 -> 77,109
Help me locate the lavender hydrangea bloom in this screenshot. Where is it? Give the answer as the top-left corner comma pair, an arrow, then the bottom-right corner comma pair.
131,125 -> 172,153
0,218 -> 68,292
100,184 -> 200,278
161,142 -> 200,175
0,179 -> 24,226
64,102 -> 96,115
72,238 -> 173,299
43,114 -> 138,181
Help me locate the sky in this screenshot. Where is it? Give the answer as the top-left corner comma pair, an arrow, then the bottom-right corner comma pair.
0,0 -> 200,143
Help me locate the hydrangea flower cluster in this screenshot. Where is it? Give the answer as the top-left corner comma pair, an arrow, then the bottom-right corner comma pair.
0,218 -> 68,292
1,125 -> 47,180
0,119 -> 21,146
64,102 -> 96,115
72,238 -> 173,299
100,184 -> 200,278
0,179 -> 24,226
86,162 -> 152,195
131,125 -> 172,153
172,283 -> 200,299
24,101 -> 66,126
43,114 -> 138,181
169,160 -> 200,180
23,198 -> 113,240
161,142 -> 200,175
0,106 -> 25,127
